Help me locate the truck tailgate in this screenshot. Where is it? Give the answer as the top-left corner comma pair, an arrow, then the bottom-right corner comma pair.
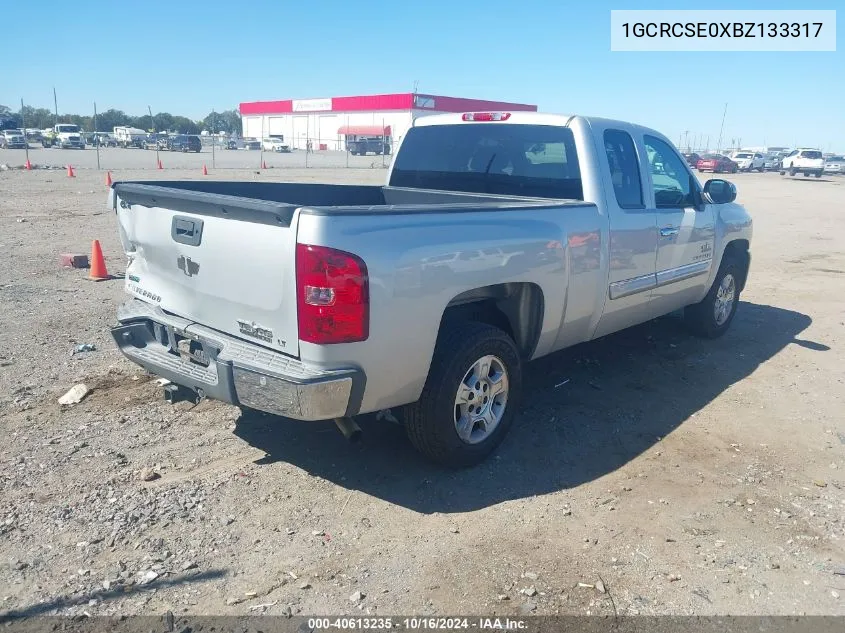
113,183 -> 300,357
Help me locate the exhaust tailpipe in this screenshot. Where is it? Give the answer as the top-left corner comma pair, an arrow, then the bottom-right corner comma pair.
334,417 -> 362,443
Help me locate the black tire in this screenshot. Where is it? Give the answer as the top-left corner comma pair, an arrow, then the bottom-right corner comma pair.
403,322 -> 522,467
814,171 -> 822,178
803,172 -> 810,178
789,167 -> 797,177
684,255 -> 742,338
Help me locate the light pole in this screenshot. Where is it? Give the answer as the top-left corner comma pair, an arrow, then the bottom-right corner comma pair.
717,103 -> 727,152
148,106 -> 159,167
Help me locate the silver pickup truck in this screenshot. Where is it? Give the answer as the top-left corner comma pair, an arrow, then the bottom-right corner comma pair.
110,111 -> 752,466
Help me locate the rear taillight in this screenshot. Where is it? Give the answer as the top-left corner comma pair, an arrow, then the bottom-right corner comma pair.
462,112 -> 511,122
296,244 -> 369,344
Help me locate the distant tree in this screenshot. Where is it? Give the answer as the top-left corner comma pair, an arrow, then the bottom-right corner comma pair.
170,116 -> 200,134
93,109 -> 132,132
21,106 -> 54,129
201,109 -> 242,135
0,104 -> 21,129
6,103 -> 231,134
129,115 -> 153,131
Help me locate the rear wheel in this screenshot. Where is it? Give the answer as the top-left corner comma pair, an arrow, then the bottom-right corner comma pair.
403,322 -> 522,467
684,255 -> 742,338
814,171 -> 822,178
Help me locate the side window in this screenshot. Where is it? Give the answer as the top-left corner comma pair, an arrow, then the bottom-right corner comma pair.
603,129 -> 643,209
643,135 -> 694,208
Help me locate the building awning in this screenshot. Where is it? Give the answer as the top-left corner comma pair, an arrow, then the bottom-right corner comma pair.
337,125 -> 391,136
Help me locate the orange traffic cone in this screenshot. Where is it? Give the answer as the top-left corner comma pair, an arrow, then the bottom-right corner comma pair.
89,240 -> 111,281
261,160 -> 267,169
157,159 -> 163,170
25,159 -> 32,170
105,171 -> 113,187
202,164 -> 208,176
67,164 -> 75,178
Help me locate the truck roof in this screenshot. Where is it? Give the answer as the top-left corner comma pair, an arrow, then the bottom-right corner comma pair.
411,111 -> 668,141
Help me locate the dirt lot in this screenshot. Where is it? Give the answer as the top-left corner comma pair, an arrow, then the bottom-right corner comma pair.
0,164 -> 843,619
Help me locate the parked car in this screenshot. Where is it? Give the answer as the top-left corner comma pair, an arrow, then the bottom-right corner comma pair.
86,132 -> 117,147
780,148 -> 825,178
346,134 -> 391,156
143,134 -> 165,150
166,134 -> 202,152
242,138 -> 261,150
262,137 -> 290,152
109,111 -> 752,466
682,153 -> 701,168
696,154 -> 738,173
0,128 -> 28,149
823,155 -> 845,175
225,140 -> 239,150
762,153 -> 782,171
728,151 -> 765,172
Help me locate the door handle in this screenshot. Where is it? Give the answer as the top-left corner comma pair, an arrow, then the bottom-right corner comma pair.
660,227 -> 680,237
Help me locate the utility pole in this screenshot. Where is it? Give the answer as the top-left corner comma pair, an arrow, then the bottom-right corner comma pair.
716,103 -> 727,152
53,87 -> 58,127
93,101 -> 100,170
211,109 -> 216,169
21,98 -> 30,168
148,106 -> 159,167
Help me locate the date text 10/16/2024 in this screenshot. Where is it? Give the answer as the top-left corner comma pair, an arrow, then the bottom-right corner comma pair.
307,617 -> 528,630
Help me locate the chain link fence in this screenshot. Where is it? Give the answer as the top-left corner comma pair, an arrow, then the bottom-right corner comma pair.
2,133 -> 400,172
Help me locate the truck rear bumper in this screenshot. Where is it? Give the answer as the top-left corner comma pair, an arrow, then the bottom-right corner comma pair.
111,299 -> 363,420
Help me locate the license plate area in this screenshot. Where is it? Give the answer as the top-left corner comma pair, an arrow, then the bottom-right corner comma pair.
177,338 -> 211,367
151,322 -> 218,368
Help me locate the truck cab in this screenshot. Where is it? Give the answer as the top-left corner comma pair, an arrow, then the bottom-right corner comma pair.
43,124 -> 85,149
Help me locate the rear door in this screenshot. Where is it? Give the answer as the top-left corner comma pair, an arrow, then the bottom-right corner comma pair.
642,135 -> 715,317
114,184 -> 300,357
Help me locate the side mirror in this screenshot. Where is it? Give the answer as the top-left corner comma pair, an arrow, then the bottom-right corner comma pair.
703,179 -> 737,204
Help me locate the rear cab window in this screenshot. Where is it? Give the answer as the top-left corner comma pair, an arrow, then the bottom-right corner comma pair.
603,129 -> 643,209
390,124 -> 583,200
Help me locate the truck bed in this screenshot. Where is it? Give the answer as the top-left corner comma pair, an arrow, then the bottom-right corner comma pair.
111,180 -> 593,365
112,181 -> 590,225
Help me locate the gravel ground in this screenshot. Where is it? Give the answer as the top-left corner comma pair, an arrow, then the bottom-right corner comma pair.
0,165 -> 844,619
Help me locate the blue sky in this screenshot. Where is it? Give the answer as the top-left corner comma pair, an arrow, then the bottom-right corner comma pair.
1,0 -> 842,150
